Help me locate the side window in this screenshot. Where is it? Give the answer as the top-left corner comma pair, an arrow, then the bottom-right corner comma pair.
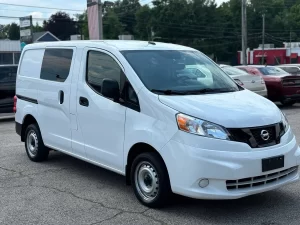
86,51 -> 121,93
40,49 -> 73,82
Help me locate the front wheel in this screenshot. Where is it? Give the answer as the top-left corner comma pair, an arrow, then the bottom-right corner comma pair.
281,100 -> 296,106
25,124 -> 49,162
131,152 -> 171,208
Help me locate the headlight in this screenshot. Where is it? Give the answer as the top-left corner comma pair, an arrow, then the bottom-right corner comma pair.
176,113 -> 230,140
281,111 -> 289,133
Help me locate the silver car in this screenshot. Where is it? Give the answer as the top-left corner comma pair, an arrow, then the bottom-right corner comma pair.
220,65 -> 268,97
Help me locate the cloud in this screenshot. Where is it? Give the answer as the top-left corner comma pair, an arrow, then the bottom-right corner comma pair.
30,11 -> 43,18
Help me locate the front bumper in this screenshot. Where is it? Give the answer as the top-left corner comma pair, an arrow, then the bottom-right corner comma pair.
161,128 -> 300,199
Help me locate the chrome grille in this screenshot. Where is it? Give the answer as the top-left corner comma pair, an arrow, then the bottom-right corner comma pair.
226,166 -> 298,191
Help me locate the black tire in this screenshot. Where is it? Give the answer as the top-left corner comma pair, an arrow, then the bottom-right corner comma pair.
131,152 -> 171,208
281,100 -> 296,107
24,124 -> 49,162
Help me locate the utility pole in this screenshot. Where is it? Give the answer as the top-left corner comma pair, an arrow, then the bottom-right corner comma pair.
98,0 -> 103,39
262,14 -> 265,65
241,0 -> 247,65
290,30 -> 292,64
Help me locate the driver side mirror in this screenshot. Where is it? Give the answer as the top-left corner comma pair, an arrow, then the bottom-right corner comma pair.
101,78 -> 120,102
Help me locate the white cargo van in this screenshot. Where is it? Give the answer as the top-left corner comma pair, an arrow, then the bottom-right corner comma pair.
15,41 -> 300,208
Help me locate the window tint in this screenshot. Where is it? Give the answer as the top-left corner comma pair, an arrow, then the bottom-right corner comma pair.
258,67 -> 289,76
0,53 -> 13,65
86,51 -> 121,93
281,67 -> 300,75
40,49 -> 73,82
14,53 -> 21,65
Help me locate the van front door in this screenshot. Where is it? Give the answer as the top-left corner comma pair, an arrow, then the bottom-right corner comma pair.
76,48 -> 126,173
38,48 -> 75,152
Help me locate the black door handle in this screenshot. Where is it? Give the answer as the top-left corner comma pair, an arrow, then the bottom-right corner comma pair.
79,97 -> 89,107
59,90 -> 64,104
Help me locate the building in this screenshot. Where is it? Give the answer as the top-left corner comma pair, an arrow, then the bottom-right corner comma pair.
0,32 -> 59,66
0,40 -> 21,65
32,31 -> 60,42
238,42 -> 300,65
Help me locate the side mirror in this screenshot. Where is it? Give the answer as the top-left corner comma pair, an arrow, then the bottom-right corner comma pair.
101,78 -> 120,102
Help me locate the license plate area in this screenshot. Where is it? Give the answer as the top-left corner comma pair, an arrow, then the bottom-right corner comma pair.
262,155 -> 284,172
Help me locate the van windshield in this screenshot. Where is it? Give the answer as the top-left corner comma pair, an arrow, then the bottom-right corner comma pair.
121,50 -> 239,95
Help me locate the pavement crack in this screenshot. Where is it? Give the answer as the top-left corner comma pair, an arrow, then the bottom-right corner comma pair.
0,166 -> 20,174
89,212 -> 124,225
142,210 -> 167,225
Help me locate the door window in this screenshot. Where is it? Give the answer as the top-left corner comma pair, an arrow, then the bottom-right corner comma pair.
86,50 -> 140,111
40,49 -> 73,82
86,51 -> 121,93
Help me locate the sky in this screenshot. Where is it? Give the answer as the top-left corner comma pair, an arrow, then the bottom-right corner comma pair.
0,0 -> 228,25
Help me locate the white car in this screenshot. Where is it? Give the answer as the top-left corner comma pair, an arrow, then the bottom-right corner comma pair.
220,64 -> 268,97
15,41 -> 300,208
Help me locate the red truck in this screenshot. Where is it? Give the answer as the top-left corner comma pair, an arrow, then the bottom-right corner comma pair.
237,65 -> 300,106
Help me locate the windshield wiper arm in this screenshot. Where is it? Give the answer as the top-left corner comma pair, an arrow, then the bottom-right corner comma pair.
151,89 -> 187,95
188,88 -> 237,94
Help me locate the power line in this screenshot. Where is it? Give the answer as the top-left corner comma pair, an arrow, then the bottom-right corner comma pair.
0,2 -> 84,12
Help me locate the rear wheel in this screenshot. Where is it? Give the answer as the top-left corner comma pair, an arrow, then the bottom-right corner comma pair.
131,152 -> 171,208
281,100 -> 296,106
25,124 -> 49,162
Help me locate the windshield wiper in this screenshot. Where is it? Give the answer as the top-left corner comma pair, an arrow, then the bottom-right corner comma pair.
186,88 -> 238,94
151,89 -> 187,95
151,88 -> 237,95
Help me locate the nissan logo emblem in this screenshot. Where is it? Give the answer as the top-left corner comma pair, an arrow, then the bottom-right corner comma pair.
260,130 -> 270,141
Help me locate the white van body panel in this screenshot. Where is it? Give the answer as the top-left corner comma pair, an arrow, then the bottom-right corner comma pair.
159,89 -> 281,128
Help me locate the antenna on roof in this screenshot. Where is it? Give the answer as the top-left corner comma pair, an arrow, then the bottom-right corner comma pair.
148,41 -> 156,45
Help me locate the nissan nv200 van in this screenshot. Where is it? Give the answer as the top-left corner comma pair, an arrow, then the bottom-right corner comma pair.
15,41 -> 300,208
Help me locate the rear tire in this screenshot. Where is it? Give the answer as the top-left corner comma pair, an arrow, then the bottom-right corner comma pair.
131,152 -> 171,208
25,124 -> 49,162
281,100 -> 296,106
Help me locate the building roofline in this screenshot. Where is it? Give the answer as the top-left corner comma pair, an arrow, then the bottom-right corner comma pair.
35,31 -> 60,42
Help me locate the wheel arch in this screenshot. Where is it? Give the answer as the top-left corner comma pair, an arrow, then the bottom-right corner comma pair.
21,114 -> 39,142
125,142 -> 169,185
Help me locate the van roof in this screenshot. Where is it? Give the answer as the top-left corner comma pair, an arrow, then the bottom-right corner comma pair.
24,40 -> 195,51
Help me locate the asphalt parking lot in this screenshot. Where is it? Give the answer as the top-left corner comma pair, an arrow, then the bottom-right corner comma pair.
1,104 -> 300,225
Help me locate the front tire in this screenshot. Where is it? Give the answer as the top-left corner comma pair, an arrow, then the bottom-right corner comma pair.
25,124 -> 49,162
281,100 -> 296,106
131,152 -> 171,208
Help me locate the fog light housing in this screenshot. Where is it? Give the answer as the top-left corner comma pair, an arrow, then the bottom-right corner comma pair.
199,179 -> 209,188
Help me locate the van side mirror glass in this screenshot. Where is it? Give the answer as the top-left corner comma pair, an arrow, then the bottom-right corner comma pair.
101,78 -> 120,102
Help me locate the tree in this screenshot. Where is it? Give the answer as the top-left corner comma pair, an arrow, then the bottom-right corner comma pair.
76,10 -> 89,40
113,0 -> 141,35
103,10 -> 122,39
135,5 -> 152,40
44,12 -> 77,40
8,23 -> 20,40
33,22 -> 44,33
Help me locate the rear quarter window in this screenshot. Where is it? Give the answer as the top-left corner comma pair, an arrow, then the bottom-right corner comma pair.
19,49 -> 45,79
40,49 -> 73,82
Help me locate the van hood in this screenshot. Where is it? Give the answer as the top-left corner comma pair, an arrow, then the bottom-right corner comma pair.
158,90 -> 282,128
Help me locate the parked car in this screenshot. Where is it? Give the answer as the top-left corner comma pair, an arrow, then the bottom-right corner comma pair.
0,65 -> 18,113
220,64 -> 267,97
278,64 -> 300,76
237,65 -> 300,106
15,41 -> 300,208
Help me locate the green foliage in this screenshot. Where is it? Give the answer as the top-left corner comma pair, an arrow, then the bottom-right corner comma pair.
75,0 -> 300,63
44,11 -> 77,40
8,23 -> 20,40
